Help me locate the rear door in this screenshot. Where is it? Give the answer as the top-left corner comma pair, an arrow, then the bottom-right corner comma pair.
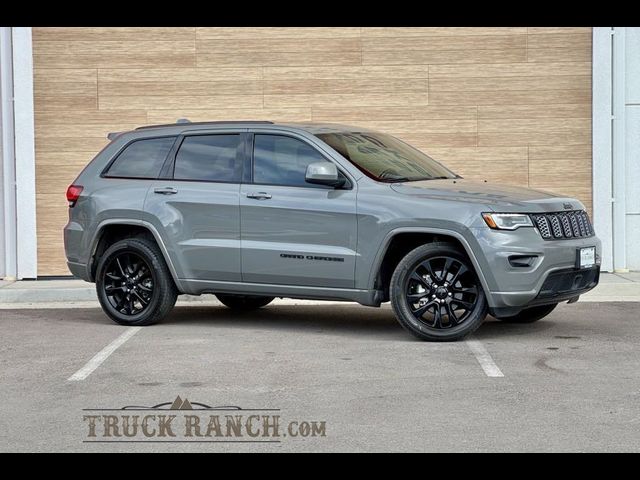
144,131 -> 245,282
239,133 -> 358,288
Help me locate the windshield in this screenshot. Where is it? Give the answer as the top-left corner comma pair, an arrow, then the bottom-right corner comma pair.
316,131 -> 458,182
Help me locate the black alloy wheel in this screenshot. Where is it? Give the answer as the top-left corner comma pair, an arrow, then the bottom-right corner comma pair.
405,255 -> 478,329
96,237 -> 178,326
103,251 -> 154,316
390,243 -> 488,341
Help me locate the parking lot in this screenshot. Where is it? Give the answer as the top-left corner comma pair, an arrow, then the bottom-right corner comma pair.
1,300 -> 639,452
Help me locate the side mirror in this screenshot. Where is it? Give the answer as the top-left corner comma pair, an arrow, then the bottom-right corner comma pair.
305,162 -> 346,188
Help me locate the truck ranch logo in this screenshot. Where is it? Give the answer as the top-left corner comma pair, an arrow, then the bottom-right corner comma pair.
82,396 -> 326,443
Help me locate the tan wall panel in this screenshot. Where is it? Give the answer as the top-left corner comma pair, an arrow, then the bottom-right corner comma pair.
528,27 -> 592,35
32,27 -> 593,275
362,27 -> 528,37
99,94 -> 264,110
264,65 -> 429,79
527,33 -> 592,49
35,109 -> 149,125
264,92 -> 430,108
197,51 -> 362,67
478,103 -> 591,119
34,52 -> 196,69
311,105 -> 476,122
362,34 -> 526,52
427,146 -> 529,186
35,136 -> 109,153
33,27 -> 196,42
196,27 -> 361,39
430,75 -> 590,92
99,67 -> 263,82
36,164 -> 88,194
527,47 -> 592,63
264,78 -> 427,95
478,118 -> 591,146
363,47 -> 527,65
196,37 -> 361,54
36,194 -> 71,276
99,80 -> 264,97
429,61 -> 591,78
147,108 -> 313,124
430,88 -> 591,106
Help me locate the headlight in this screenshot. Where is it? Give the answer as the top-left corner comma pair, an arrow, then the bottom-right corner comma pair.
482,213 -> 533,230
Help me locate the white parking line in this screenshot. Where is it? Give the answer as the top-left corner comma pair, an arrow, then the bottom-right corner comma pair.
68,327 -> 142,381
465,338 -> 504,378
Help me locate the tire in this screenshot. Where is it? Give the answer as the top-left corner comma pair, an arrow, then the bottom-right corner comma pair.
497,303 -> 558,324
216,294 -> 275,311
96,236 -> 178,326
390,243 -> 488,342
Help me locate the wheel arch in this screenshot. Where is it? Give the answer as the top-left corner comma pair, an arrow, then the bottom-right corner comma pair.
368,227 -> 493,302
88,219 -> 183,291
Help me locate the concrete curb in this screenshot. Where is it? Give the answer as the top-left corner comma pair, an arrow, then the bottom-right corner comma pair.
1,274 -> 639,308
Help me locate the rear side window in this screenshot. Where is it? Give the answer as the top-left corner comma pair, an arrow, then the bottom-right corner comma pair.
174,134 -> 242,182
253,134 -> 328,187
105,137 -> 175,179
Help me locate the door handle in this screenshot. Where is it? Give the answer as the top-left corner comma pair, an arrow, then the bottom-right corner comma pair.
246,192 -> 272,200
154,187 -> 178,195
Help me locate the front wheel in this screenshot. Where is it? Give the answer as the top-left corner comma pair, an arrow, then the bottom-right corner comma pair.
390,243 -> 488,342
497,303 -> 557,323
216,294 -> 275,311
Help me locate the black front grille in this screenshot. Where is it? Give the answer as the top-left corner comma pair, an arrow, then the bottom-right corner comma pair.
530,210 -> 594,240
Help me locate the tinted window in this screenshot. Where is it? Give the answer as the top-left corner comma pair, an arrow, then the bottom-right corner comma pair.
253,135 -> 328,187
174,135 -> 241,182
106,137 -> 175,179
316,132 -> 457,182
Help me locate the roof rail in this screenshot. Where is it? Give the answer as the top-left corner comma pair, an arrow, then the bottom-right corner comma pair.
135,120 -> 274,131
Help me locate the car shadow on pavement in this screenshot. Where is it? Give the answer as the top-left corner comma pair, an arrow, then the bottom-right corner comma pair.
158,304 -> 554,341
163,305 -> 411,341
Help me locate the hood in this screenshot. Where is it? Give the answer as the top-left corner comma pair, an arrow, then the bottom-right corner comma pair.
390,179 -> 583,212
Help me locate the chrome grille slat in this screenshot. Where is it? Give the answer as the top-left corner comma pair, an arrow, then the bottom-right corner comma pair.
560,215 -> 573,237
531,210 -> 594,241
570,215 -> 580,237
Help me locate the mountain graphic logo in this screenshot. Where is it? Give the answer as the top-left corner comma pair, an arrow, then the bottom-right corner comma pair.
119,397 -> 243,411
169,396 -> 193,410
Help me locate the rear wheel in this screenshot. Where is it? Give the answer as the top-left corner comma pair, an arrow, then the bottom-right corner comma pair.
497,303 -> 557,323
96,237 -> 178,326
390,243 -> 488,342
216,294 -> 275,311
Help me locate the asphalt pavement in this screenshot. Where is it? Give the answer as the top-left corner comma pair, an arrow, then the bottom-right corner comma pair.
1,301 -> 639,452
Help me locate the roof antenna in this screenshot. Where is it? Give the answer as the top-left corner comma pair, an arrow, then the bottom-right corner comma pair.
176,118 -> 191,124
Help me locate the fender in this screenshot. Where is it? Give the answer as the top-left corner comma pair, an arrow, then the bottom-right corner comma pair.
367,226 -> 497,297
87,218 -> 185,292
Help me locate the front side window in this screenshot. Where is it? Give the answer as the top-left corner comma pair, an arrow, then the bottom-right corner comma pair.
316,131 -> 458,182
174,134 -> 242,182
105,137 -> 175,179
253,134 -> 329,188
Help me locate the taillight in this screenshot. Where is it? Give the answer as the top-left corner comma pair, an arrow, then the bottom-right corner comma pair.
66,185 -> 83,207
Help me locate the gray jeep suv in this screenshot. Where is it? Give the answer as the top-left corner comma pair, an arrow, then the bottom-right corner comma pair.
64,121 -> 600,341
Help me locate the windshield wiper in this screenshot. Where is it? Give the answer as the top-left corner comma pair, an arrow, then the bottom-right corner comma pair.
378,171 -> 410,182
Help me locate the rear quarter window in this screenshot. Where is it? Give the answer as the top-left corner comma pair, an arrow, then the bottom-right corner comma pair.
104,137 -> 176,179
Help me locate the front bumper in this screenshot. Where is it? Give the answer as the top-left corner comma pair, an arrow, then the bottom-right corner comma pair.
469,226 -> 602,317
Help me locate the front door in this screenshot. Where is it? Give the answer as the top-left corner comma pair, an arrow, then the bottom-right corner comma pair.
240,133 -> 357,288
144,132 -> 244,281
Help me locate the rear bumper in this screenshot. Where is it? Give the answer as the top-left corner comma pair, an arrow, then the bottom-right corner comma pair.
67,261 -> 91,281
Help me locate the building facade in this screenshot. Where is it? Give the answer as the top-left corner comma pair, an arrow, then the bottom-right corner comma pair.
0,27 -> 636,278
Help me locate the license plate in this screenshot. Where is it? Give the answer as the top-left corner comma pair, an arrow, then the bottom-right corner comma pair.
578,246 -> 596,269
